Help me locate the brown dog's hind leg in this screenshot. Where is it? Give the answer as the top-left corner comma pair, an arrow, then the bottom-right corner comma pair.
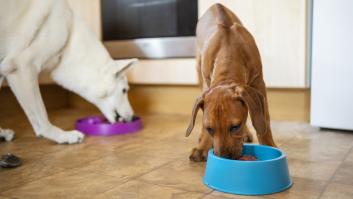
189,129 -> 212,162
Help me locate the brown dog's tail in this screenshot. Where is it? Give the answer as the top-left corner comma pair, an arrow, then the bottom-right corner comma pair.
214,3 -> 242,28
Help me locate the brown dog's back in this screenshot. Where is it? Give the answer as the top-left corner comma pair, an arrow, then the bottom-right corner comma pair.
196,4 -> 241,48
196,3 -> 263,88
213,3 -> 242,27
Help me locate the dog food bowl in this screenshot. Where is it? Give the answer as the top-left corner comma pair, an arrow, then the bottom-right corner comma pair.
203,144 -> 292,195
75,116 -> 142,136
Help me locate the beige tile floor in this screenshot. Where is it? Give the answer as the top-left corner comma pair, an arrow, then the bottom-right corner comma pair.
1,109 -> 353,199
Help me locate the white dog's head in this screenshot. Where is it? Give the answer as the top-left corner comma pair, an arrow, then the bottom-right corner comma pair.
95,59 -> 137,123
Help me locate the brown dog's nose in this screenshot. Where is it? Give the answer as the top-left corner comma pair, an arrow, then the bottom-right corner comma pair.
215,147 -> 242,160
214,147 -> 229,158
213,147 -> 225,158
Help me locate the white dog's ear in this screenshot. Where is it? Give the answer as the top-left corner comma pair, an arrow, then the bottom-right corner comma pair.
114,58 -> 138,77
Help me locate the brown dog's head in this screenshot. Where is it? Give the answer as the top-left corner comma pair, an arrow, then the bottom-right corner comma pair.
186,85 -> 268,159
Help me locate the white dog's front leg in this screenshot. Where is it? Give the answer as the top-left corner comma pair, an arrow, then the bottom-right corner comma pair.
6,69 -> 84,144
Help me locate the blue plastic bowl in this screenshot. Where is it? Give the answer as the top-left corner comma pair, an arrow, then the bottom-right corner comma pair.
203,144 -> 292,195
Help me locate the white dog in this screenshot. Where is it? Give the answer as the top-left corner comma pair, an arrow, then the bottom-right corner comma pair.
0,0 -> 137,144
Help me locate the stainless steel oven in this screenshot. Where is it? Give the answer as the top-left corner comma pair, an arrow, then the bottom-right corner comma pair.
101,0 -> 198,59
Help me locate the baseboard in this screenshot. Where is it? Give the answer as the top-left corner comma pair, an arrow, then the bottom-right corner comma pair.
68,85 -> 310,122
1,84 -> 309,121
266,88 -> 310,122
0,85 -> 70,116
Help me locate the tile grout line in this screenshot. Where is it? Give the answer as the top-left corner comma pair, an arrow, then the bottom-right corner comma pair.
15,156 -> 165,199
92,158 -> 179,196
139,177 -> 213,195
109,155 -> 214,195
200,190 -> 215,198
1,150 -> 105,194
134,158 -> 214,195
0,166 -> 67,194
1,136 -> 186,194
317,143 -> 353,199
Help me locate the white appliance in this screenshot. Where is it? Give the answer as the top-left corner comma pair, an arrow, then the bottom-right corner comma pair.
311,0 -> 353,130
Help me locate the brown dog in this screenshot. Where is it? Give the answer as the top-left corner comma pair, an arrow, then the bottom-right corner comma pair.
186,4 -> 277,162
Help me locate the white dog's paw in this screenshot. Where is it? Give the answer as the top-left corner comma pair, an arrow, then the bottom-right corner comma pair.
0,128 -> 15,141
56,130 -> 85,144
39,126 -> 85,144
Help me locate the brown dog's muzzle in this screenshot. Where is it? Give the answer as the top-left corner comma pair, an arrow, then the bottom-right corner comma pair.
213,136 -> 244,160
214,147 -> 243,160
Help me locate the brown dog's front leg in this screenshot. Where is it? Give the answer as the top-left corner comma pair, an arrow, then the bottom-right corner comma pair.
256,100 -> 277,147
248,80 -> 277,148
258,128 -> 277,147
189,128 -> 213,162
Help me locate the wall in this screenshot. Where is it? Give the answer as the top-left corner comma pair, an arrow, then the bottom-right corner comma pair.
6,0 -> 308,88
199,0 -> 308,88
126,0 -> 308,88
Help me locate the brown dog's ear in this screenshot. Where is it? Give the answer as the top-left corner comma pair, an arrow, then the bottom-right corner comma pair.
186,96 -> 204,137
235,86 -> 268,135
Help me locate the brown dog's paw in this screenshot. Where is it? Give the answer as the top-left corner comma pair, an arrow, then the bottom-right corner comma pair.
243,133 -> 253,143
189,148 -> 208,162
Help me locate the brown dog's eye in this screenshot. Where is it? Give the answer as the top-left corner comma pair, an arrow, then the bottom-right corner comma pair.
206,127 -> 215,136
229,125 -> 241,134
122,88 -> 127,94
